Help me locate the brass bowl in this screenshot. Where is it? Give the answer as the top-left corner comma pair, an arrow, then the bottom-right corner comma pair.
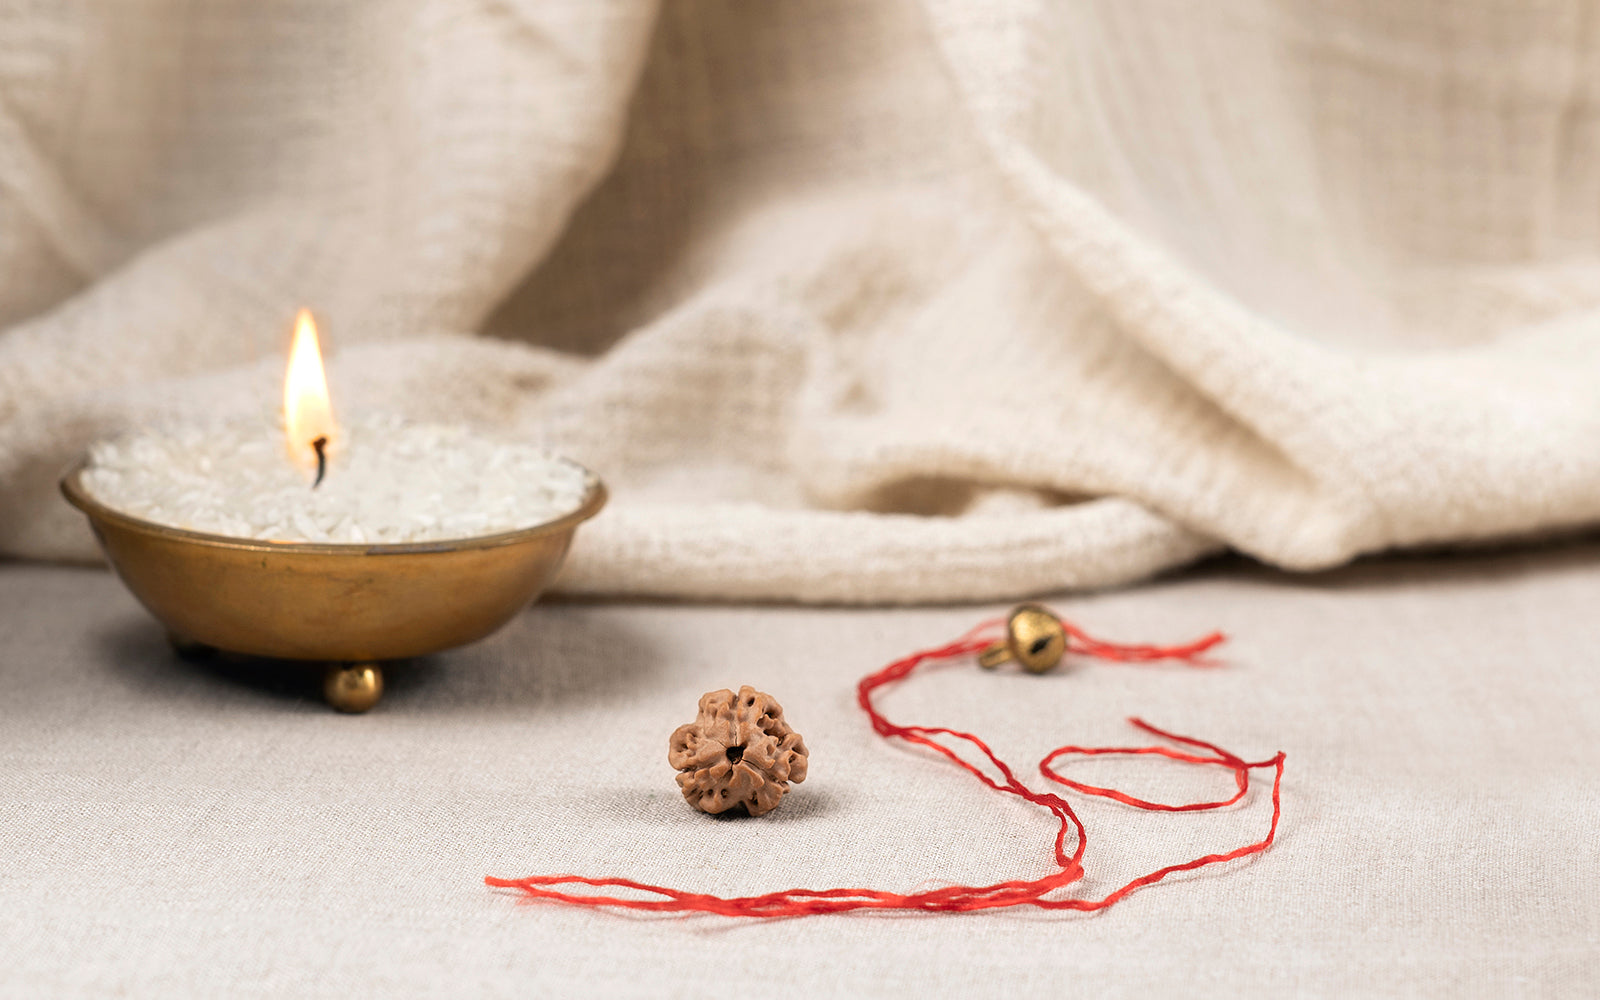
60,459 -> 606,710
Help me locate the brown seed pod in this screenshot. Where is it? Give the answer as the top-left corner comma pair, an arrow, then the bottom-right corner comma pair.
668,686 -> 809,817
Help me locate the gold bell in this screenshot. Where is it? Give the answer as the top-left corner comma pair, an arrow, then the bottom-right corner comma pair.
978,604 -> 1067,673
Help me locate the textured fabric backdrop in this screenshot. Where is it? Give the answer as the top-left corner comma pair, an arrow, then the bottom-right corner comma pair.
4,1 -> 1600,601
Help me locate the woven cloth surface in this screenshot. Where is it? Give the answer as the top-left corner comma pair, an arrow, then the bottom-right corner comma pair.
6,2 -> 1600,600
2,551 -> 1598,996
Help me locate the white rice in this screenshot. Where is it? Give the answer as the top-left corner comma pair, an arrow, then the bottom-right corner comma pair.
80,415 -> 594,544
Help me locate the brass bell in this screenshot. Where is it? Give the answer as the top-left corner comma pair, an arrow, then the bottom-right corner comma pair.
978,604 -> 1067,673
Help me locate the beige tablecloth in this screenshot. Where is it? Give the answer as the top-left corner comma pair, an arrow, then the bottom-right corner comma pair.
4,550 -> 1597,997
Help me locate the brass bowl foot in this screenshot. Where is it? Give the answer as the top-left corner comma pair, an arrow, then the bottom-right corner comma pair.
324,662 -> 384,713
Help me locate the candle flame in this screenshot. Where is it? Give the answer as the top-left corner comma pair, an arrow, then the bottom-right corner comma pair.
284,309 -> 335,476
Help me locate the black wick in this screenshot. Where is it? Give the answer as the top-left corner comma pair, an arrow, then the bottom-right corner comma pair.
311,436 -> 329,489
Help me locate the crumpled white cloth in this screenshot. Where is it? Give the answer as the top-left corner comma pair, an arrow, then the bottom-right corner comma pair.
3,0 -> 1599,601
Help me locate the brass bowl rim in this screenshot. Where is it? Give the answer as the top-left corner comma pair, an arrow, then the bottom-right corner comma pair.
59,456 -> 608,556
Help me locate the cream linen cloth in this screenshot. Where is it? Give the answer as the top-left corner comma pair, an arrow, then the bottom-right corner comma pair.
4,1 -> 1600,601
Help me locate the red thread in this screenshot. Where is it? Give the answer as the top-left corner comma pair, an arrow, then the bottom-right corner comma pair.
486,612 -> 1283,917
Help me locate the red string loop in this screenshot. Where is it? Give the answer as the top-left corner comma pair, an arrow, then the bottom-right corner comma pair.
487,609 -> 1283,917
1062,621 -> 1228,663
1038,718 -> 1277,812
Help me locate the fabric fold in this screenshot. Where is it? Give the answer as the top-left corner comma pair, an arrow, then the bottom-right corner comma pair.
4,0 -> 1599,602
